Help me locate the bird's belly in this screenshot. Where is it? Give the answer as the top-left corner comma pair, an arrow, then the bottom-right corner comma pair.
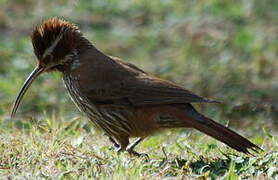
83,104 -> 162,138
94,105 -> 161,138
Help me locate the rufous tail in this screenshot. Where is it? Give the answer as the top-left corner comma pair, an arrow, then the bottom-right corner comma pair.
189,116 -> 261,154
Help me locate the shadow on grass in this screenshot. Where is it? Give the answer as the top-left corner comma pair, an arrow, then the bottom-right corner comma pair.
160,150 -> 277,178
160,152 -> 270,178
174,157 -> 233,177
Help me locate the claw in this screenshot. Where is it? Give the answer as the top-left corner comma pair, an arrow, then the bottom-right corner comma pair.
127,149 -> 149,158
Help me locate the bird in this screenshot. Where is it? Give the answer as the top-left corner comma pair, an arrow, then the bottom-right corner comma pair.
11,17 -> 261,156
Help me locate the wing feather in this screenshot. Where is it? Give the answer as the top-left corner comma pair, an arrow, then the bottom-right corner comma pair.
81,56 -> 218,106
85,75 -> 218,106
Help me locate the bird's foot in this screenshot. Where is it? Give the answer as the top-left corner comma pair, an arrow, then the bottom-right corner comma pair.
116,146 -> 148,158
127,149 -> 149,158
116,147 -> 125,154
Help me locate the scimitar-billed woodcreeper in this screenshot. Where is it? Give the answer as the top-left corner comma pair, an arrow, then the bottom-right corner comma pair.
11,18 -> 261,156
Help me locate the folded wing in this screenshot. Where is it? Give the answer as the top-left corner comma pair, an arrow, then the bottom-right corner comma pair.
84,74 -> 218,106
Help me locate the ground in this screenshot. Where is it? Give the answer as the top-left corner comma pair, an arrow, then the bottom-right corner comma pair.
0,0 -> 277,179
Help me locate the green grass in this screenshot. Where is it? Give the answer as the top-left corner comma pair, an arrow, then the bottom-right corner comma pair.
0,0 -> 277,179
0,115 -> 277,179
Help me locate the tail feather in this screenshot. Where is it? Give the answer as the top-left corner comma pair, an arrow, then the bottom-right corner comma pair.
190,116 -> 261,154
164,104 -> 261,154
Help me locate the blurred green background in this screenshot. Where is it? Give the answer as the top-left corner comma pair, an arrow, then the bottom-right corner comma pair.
0,0 -> 277,178
0,0 -> 276,129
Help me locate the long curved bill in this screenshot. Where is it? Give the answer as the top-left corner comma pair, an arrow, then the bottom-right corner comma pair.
11,66 -> 45,118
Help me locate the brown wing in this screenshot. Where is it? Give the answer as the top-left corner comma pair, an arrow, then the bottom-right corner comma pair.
126,76 -> 218,106
79,55 -> 217,106
83,74 -> 217,106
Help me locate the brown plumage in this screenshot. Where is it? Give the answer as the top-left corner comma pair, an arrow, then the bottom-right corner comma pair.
11,17 -> 261,156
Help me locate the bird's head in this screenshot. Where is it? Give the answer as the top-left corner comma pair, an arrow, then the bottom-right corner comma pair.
11,17 -> 84,117
32,17 -> 82,72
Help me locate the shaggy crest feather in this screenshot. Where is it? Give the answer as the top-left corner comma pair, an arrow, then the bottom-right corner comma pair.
31,17 -> 82,60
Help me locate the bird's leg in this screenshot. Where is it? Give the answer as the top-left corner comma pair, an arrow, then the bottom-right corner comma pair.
104,133 -> 120,149
126,137 -> 147,157
108,136 -> 120,149
114,136 -> 129,153
127,137 -> 144,151
114,136 -> 147,157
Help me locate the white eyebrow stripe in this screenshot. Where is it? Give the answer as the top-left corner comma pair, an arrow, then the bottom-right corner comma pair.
42,33 -> 63,59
